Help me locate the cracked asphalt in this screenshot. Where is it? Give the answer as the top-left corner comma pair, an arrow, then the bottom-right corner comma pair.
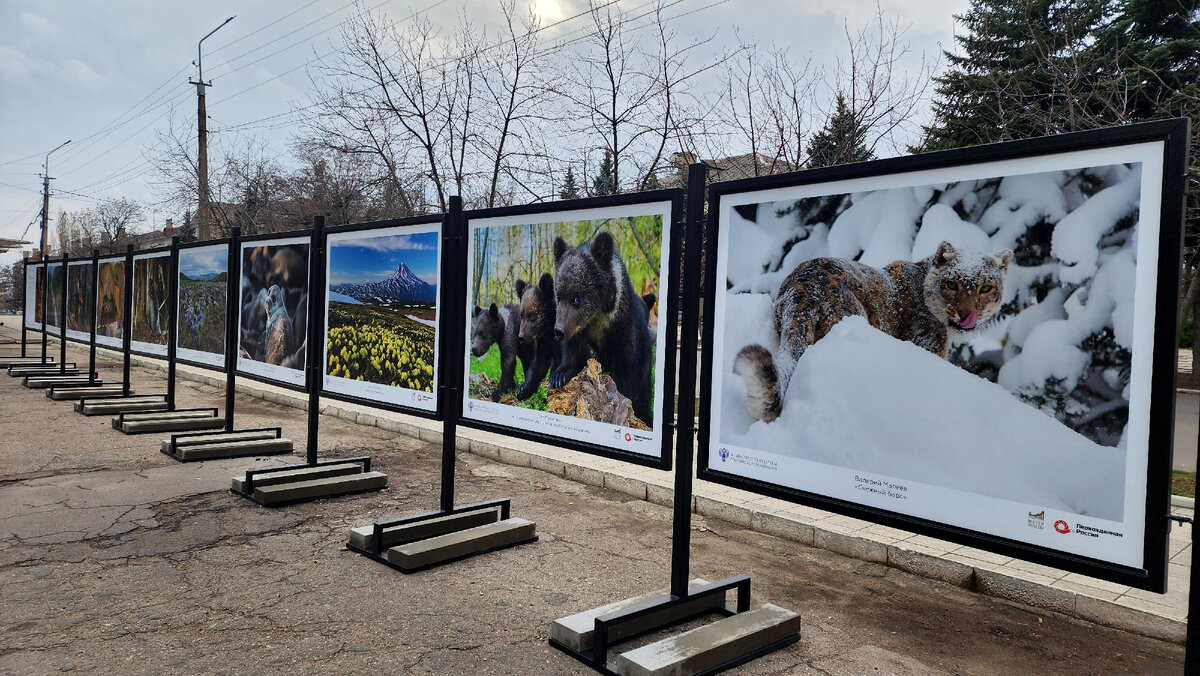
0,332 -> 1186,675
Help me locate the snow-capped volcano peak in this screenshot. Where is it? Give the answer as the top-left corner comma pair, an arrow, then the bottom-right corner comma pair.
330,261 -> 436,303
389,262 -> 423,286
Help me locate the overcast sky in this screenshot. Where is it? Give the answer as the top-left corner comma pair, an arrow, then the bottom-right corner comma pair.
0,0 -> 968,266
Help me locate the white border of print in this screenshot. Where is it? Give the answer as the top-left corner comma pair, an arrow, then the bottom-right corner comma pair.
24,264 -> 40,330
44,263 -> 63,330
64,260 -> 92,342
236,236 -> 309,386
129,252 -> 171,357
461,200 -> 674,458
708,141 -> 1164,569
176,244 -> 227,369
94,260 -> 125,348
323,223 -> 442,411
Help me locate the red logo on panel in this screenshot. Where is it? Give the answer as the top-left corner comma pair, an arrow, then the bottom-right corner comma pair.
1054,520 -> 1071,534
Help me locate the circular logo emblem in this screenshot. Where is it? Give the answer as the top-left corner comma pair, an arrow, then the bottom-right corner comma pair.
1054,520 -> 1071,534
624,433 -> 632,442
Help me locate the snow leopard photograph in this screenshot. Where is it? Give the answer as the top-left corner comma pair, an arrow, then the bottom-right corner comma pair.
713,156 -> 1156,526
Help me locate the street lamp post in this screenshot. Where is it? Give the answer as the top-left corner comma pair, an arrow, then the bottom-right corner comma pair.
189,15 -> 235,241
40,139 -> 71,260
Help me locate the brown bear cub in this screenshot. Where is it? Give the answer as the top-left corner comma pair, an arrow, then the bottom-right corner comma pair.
551,231 -> 654,424
514,273 -> 560,400
471,302 -> 533,402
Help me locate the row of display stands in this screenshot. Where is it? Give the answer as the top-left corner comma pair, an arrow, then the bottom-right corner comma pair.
9,167 -> 807,675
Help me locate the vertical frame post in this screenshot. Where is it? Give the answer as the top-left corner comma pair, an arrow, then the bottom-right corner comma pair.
121,245 -> 134,395
669,163 -> 708,598
224,228 -> 242,432
166,237 -> 180,409
88,250 -> 99,385
305,217 -> 326,466
40,257 -> 49,364
59,253 -> 69,375
1187,517 -> 1199,672
438,197 -> 464,513
20,257 -> 27,358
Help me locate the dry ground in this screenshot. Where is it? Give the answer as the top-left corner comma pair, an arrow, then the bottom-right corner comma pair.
0,333 -> 1185,675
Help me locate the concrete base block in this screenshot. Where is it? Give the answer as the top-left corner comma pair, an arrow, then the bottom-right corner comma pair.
163,429 -> 279,453
9,365 -> 77,376
76,398 -> 166,415
611,604 -> 800,676
231,462 -> 361,493
250,471 -> 387,505
348,509 -> 501,551
176,437 -> 293,461
48,385 -> 127,400
386,518 -> 536,570
23,375 -> 98,389
111,409 -> 215,428
0,357 -> 55,367
551,579 -> 713,652
118,414 -> 225,434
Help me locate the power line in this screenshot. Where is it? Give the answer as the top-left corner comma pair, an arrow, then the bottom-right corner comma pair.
207,0 -> 325,55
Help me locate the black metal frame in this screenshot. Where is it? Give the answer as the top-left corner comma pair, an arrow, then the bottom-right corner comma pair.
455,189 -> 686,470
345,198 -> 537,569
91,252 -> 128,352
318,214 -> 446,420
173,238 -> 232,373
44,250 -> 108,395
233,228 -> 315,393
126,246 -> 174,360
19,259 -> 51,363
60,257 -> 95,345
551,164 -> 796,675
693,119 -> 1189,594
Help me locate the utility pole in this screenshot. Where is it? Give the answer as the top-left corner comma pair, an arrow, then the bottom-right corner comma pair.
40,140 -> 71,261
189,16 -> 235,241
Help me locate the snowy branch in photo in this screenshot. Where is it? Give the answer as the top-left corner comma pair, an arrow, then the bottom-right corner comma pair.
724,161 -> 1141,449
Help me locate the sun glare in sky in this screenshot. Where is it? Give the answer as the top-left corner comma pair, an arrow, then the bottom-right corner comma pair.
533,0 -> 564,23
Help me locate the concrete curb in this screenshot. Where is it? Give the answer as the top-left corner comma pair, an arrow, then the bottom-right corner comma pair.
106,345 -> 1189,644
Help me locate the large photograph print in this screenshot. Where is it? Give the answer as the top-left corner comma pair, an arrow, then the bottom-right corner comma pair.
324,224 -> 440,411
177,245 -> 227,368
463,201 -> 672,459
708,141 -> 1169,571
238,238 -> 309,386
65,261 -> 94,341
130,254 -> 172,356
45,261 -> 65,331
95,259 -> 126,348
24,264 -> 41,330
45,263 -> 65,330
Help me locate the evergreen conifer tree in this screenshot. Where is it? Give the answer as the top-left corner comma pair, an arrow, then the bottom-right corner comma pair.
559,166 -> 580,200
592,150 -> 617,196
805,94 -> 874,169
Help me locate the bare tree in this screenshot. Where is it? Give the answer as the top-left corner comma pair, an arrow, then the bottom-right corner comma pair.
826,6 -> 937,158
718,40 -> 817,175
76,198 -> 144,253
476,0 -> 553,207
562,1 -> 658,193
635,2 -> 725,189
309,9 -> 463,213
